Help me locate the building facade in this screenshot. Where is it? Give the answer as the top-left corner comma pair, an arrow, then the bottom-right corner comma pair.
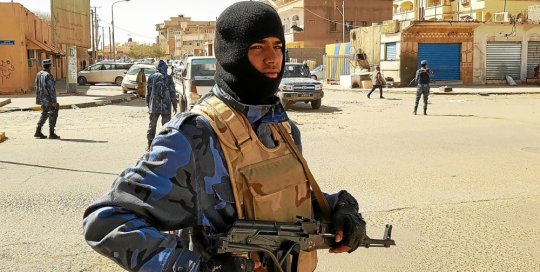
156,15 -> 216,59
0,3 -> 67,94
265,0 -> 393,48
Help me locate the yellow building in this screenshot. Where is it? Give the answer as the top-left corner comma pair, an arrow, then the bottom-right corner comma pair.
156,15 -> 216,59
393,0 -> 535,22
0,3 -> 67,94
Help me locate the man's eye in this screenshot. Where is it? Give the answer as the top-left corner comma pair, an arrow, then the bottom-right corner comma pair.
250,45 -> 263,50
274,45 -> 283,49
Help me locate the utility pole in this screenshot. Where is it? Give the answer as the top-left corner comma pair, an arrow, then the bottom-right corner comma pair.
91,6 -> 100,63
102,27 -> 105,59
111,0 -> 131,60
336,0 -> 345,43
109,27 -> 112,57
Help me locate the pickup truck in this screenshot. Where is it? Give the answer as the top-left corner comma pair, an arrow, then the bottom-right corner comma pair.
278,63 -> 324,109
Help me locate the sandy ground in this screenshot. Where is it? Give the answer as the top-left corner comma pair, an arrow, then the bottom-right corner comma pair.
0,88 -> 539,271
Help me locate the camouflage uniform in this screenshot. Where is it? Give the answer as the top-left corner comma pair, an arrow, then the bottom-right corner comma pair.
146,60 -> 177,147
35,67 -> 58,130
414,67 -> 432,115
83,85 -> 342,271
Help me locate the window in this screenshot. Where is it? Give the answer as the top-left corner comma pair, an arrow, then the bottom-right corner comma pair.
330,21 -> 338,32
385,42 -> 397,60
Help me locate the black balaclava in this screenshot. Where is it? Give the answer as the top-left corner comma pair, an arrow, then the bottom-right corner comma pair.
214,1 -> 285,105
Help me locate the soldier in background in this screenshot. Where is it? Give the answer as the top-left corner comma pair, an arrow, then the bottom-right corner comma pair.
145,60 -> 177,150
413,60 -> 432,115
34,59 -> 60,139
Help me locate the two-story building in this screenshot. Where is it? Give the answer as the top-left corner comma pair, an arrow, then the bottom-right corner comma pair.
0,3 -> 69,94
353,0 -> 540,86
156,15 -> 216,59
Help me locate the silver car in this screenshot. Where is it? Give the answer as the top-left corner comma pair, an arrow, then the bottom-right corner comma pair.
77,62 -> 133,86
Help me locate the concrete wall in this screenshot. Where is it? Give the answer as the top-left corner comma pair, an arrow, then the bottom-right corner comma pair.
380,32 -> 402,84
350,25 -> 382,70
473,23 -> 540,84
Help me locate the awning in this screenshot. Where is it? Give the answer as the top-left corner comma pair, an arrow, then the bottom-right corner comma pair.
26,37 -> 64,55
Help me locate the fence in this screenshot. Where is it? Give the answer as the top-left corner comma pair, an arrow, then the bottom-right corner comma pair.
324,55 -> 351,82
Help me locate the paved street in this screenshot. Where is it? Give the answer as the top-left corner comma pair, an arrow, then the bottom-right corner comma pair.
0,86 -> 539,271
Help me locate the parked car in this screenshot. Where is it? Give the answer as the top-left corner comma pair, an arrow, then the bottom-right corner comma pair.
278,63 -> 324,109
77,62 -> 133,86
310,65 -> 325,80
177,56 -> 217,112
121,64 -> 158,96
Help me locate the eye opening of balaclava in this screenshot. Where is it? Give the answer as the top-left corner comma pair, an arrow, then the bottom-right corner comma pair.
214,1 -> 285,105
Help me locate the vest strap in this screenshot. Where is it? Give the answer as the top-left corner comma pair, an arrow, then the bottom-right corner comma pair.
276,123 -> 332,221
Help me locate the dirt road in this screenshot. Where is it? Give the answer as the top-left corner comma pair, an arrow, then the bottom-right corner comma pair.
0,89 -> 538,271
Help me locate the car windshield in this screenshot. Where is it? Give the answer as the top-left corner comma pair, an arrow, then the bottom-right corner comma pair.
283,64 -> 310,78
191,58 -> 216,80
127,67 -> 157,76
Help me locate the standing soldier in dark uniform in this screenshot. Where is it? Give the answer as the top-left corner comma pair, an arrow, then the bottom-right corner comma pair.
145,60 -> 177,150
34,59 -> 60,139
84,2 -> 367,271
413,60 -> 432,115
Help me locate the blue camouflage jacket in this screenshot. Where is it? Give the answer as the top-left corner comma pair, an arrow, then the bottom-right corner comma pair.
146,61 -> 177,114
34,69 -> 56,106
83,86 -> 341,271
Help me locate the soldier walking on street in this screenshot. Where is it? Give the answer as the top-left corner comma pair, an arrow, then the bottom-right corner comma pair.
145,60 -> 177,150
413,60 -> 432,115
34,59 -> 60,139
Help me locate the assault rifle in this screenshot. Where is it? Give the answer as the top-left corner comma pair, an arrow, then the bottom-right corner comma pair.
208,217 -> 395,272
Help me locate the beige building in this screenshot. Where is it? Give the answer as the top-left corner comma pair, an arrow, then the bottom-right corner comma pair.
393,0 -> 534,22
350,0 -> 540,86
265,0 -> 393,48
0,3 -> 68,94
156,15 -> 216,59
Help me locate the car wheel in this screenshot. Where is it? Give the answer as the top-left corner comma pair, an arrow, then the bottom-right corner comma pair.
280,97 -> 289,110
179,95 -> 187,112
311,99 -> 321,109
115,76 -> 123,86
77,76 -> 87,86
311,75 -> 317,80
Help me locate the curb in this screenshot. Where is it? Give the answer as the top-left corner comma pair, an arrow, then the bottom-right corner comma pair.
0,95 -> 139,113
324,88 -> 540,96
0,99 -> 11,107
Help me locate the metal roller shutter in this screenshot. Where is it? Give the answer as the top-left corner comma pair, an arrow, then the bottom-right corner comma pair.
527,41 -> 540,78
418,43 -> 461,80
486,42 -> 521,80
386,42 -> 397,60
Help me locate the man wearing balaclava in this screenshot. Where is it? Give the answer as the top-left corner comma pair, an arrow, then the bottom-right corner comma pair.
83,2 -> 367,272
145,60 -> 177,150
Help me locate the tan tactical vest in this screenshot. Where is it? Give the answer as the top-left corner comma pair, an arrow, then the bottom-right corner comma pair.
191,96 -> 331,272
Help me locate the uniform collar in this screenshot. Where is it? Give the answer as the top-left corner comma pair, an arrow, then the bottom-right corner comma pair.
210,85 -> 289,125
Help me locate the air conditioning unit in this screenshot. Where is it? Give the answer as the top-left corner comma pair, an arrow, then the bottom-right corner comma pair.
493,12 -> 509,23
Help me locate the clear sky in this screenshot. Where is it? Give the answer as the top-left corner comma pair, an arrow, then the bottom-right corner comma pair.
2,0 -> 246,44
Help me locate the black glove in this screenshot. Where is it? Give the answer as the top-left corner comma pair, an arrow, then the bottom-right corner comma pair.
331,191 -> 367,253
202,255 -> 254,272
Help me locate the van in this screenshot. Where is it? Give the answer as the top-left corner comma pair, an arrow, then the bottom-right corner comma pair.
77,62 -> 133,86
177,56 -> 216,111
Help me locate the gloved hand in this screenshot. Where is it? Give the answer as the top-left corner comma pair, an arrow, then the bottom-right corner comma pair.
52,102 -> 60,109
202,255 -> 254,272
329,191 -> 367,253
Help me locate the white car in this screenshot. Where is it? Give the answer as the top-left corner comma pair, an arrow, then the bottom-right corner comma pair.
310,65 -> 325,80
177,56 -> 216,112
121,64 -> 158,96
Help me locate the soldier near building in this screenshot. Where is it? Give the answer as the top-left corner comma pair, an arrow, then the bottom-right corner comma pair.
34,59 -> 60,139
145,60 -> 177,150
83,2 -> 367,272
413,60 -> 432,115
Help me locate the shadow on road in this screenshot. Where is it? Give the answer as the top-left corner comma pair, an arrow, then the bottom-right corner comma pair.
287,104 -> 341,113
59,138 -> 108,143
0,160 -> 117,176
383,98 -> 403,101
430,114 -> 477,117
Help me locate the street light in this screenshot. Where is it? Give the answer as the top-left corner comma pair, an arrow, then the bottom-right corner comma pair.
336,0 -> 345,43
111,0 -> 130,60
